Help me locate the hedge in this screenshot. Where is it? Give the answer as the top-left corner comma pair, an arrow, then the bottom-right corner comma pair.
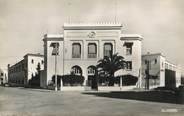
52,75 -> 85,86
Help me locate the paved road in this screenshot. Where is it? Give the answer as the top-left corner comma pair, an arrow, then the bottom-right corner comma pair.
0,86 -> 184,116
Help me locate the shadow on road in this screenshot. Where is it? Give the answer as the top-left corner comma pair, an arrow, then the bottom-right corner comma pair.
18,87 -> 53,93
83,90 -> 184,104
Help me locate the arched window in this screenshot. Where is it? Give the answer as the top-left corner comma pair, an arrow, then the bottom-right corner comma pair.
71,65 -> 82,76
72,43 -> 81,58
88,43 -> 97,58
87,66 -> 96,75
31,59 -> 34,64
104,43 -> 113,57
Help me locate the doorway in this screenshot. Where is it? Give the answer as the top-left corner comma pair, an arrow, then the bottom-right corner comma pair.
87,66 -> 98,90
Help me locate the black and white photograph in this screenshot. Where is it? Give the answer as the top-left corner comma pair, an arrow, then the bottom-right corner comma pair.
0,0 -> 184,116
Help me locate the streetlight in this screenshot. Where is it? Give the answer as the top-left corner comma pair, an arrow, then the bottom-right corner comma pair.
50,42 -> 59,91
145,60 -> 150,90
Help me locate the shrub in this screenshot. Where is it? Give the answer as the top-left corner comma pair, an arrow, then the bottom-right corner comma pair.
115,74 -> 138,85
52,75 -> 85,86
98,76 -> 109,86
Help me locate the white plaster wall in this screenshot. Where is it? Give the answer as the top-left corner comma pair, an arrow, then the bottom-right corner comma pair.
63,29 -> 120,85
26,56 -> 44,84
44,28 -> 142,88
159,55 -> 166,87
117,40 -> 142,77
141,54 -> 165,87
0,69 -> 8,84
44,39 -> 64,86
176,66 -> 182,87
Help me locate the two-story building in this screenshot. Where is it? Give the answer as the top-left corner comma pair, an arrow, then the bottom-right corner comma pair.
0,68 -> 8,85
8,53 -> 44,86
41,23 -> 143,90
142,53 -> 182,89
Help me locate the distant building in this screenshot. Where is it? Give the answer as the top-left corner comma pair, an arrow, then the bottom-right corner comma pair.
41,23 -> 143,90
0,68 -> 8,85
142,53 -> 182,89
8,53 -> 44,86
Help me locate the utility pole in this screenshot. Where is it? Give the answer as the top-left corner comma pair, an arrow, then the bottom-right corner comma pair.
55,51 -> 58,91
145,60 -> 150,90
120,76 -> 122,90
50,42 -> 59,91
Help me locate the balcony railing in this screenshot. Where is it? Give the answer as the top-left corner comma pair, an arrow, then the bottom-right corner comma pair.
72,54 -> 81,58
88,53 -> 97,58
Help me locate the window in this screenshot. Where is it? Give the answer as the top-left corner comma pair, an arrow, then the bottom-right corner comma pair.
144,60 -> 152,69
50,42 -> 59,55
1,73 -> 3,76
88,68 -> 95,74
124,42 -> 133,55
31,59 -> 34,64
20,64 -> 23,70
126,61 -> 132,70
87,66 -> 96,75
72,43 -> 81,58
37,63 -> 41,71
104,43 -> 113,57
41,60 -> 44,64
88,43 -> 97,58
145,60 -> 147,64
162,62 -> 164,68
71,66 -> 82,76
165,63 -> 168,69
155,59 -> 157,64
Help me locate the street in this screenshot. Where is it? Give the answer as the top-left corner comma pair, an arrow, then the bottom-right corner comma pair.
0,86 -> 184,116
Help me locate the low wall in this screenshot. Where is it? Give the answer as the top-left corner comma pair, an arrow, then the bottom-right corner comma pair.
59,85 -> 136,91
149,85 -> 160,90
61,86 -> 85,91
98,86 -> 136,91
8,83 -> 24,87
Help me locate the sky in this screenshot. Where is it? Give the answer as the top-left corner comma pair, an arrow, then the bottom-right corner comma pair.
0,0 -> 184,70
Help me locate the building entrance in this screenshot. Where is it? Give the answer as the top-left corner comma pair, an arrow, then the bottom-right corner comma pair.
87,66 -> 98,90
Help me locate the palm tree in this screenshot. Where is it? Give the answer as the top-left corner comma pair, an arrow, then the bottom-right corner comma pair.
97,53 -> 127,86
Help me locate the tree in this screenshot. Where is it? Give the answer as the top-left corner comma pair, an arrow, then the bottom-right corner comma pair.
97,53 -> 126,86
28,63 -> 41,87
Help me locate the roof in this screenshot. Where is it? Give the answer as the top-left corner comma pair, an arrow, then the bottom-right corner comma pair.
63,22 -> 122,30
142,53 -> 178,66
142,53 -> 165,57
165,60 -> 177,66
44,34 -> 63,38
43,34 -> 64,41
120,34 -> 143,41
8,59 -> 25,69
24,53 -> 44,58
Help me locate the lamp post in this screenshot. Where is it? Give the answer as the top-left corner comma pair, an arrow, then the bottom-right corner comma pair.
55,51 -> 58,91
145,60 -> 150,90
50,42 -> 59,91
120,75 -> 122,90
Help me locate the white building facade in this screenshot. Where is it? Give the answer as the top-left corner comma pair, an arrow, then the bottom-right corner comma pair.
41,23 -> 143,90
8,53 -> 44,86
0,68 -> 8,85
142,53 -> 182,89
